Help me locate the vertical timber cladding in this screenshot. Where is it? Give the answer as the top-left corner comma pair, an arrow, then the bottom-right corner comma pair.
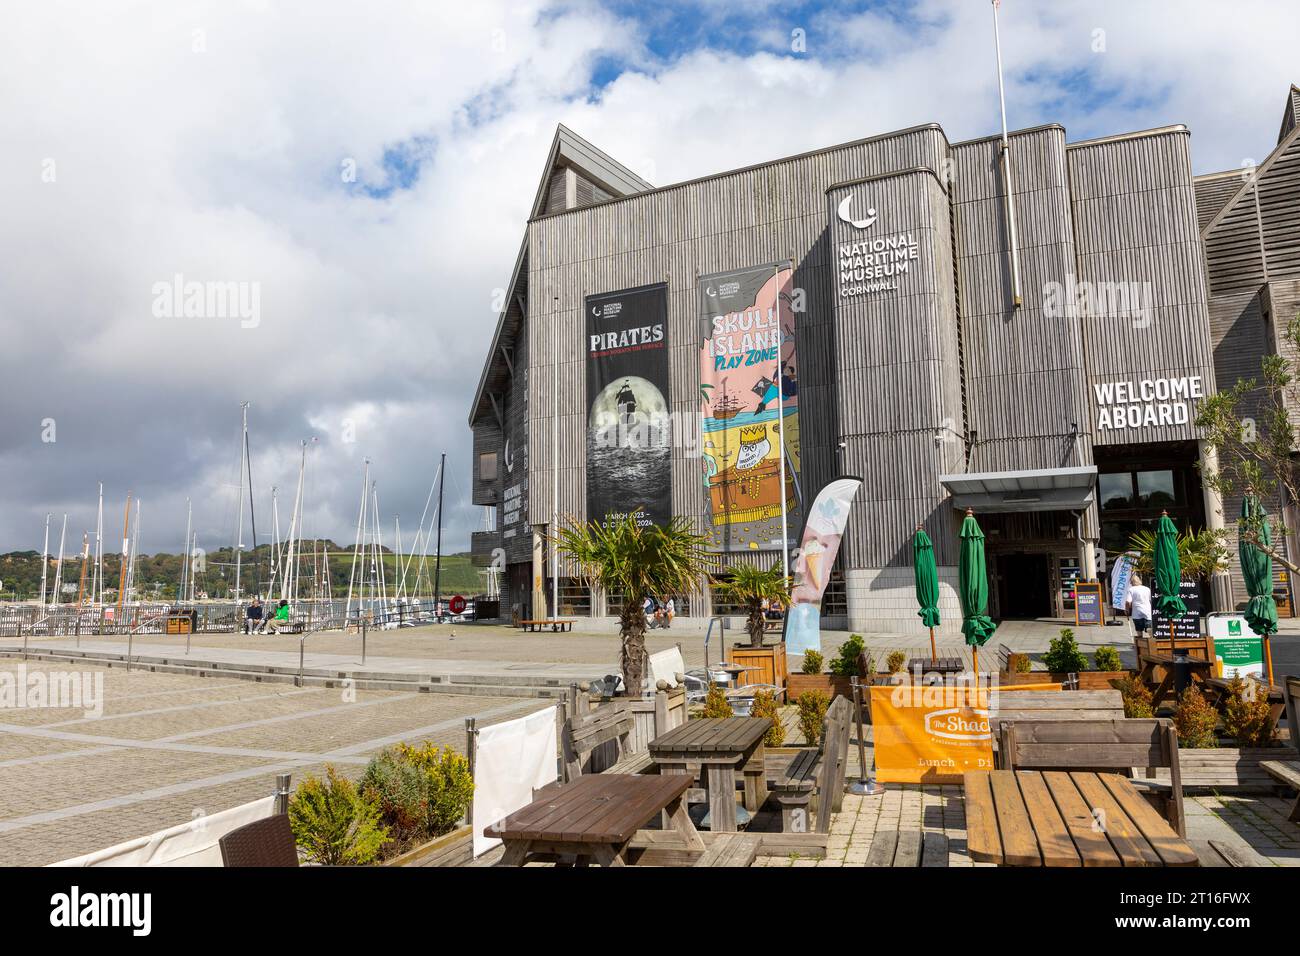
584,283 -> 672,527
950,126 -> 1092,475
826,168 -> 964,566
1067,129 -> 1217,444
501,321 -> 531,565
697,263 -> 801,553
526,124 -> 953,563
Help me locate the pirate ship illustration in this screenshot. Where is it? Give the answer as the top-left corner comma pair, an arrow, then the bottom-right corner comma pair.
707,422 -> 796,525
711,393 -> 743,420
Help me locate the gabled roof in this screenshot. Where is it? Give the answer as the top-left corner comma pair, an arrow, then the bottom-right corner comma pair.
468,126 -> 653,426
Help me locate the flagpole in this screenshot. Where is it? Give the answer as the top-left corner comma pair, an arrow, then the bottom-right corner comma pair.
991,0 -> 1023,308
774,265 -> 790,580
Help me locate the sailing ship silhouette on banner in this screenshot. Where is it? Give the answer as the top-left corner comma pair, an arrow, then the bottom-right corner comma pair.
697,263 -> 801,551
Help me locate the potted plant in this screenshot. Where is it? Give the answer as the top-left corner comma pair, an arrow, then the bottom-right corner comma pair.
998,629 -> 1132,689
787,634 -> 866,703
1171,678 -> 1299,791
553,513 -> 714,696
713,562 -> 791,692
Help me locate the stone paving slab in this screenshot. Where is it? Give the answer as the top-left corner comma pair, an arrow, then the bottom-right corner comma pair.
0,655 -> 545,866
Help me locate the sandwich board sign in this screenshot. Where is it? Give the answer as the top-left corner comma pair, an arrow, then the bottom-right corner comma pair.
1074,581 -> 1104,626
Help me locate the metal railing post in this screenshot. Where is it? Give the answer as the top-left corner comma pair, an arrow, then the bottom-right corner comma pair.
361,618 -> 367,665
464,717 -> 478,828
127,629 -> 133,671
297,636 -> 305,687
846,676 -> 878,796
20,623 -> 27,661
274,773 -> 292,816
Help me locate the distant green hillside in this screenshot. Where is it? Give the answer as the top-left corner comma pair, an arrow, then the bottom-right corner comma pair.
0,543 -> 484,602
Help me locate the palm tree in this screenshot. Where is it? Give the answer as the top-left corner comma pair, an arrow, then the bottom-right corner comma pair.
1128,527 -> 1230,583
713,562 -> 790,648
552,514 -> 714,696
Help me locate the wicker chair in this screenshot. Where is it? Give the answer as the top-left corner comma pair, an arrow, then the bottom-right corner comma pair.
218,813 -> 300,867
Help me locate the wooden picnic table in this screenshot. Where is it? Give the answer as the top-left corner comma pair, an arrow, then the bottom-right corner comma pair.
483,773 -> 700,866
518,618 -> 575,633
649,717 -> 771,833
1137,652 -> 1214,708
963,770 -> 1199,867
908,656 -> 964,675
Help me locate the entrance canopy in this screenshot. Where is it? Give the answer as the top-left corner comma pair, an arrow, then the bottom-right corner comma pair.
938,466 -> 1098,513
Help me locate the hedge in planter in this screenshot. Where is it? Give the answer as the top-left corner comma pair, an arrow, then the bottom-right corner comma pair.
288,766 -> 389,866
358,741 -> 474,859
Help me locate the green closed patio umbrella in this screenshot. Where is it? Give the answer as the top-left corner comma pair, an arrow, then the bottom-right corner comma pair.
913,525 -> 941,664
958,509 -> 997,674
1239,491 -> 1278,686
1153,511 -> 1186,646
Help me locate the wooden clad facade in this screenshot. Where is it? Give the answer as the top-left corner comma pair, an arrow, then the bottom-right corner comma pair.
471,86 -> 1299,627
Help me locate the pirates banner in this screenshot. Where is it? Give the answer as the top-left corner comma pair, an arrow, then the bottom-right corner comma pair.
585,284 -> 671,527
697,263 -> 801,552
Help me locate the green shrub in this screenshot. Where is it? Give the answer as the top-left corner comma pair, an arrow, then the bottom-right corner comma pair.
1042,628 -> 1089,674
358,741 -> 474,854
289,766 -> 388,866
796,690 -> 830,746
1093,645 -> 1123,672
1222,676 -> 1276,748
701,684 -> 734,718
886,650 -> 907,674
1011,653 -> 1033,674
1114,675 -> 1154,719
800,650 -> 824,675
828,634 -> 866,677
1172,685 -> 1219,749
751,689 -> 785,747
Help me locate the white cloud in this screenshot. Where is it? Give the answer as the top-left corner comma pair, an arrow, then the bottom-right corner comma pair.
1,0 -> 1295,560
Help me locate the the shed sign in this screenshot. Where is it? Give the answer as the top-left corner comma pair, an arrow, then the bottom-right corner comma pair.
1093,375 -> 1205,431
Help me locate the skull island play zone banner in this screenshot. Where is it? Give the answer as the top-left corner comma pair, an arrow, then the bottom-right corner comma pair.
697,263 -> 801,552
585,284 -> 671,528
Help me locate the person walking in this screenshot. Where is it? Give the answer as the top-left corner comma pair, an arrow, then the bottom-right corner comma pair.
1125,573 -> 1153,635
245,596 -> 263,634
264,599 -> 292,634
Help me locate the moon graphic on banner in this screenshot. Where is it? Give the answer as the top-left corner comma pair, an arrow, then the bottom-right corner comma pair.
586,376 -> 670,515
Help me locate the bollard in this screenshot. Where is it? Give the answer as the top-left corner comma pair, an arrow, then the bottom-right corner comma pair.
274,773 -> 293,816
846,676 -> 879,796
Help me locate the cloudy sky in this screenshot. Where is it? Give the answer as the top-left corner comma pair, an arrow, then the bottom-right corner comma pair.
2,0 -> 1296,557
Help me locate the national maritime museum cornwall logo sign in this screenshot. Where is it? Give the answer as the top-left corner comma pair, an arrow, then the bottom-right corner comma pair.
835,193 -> 920,299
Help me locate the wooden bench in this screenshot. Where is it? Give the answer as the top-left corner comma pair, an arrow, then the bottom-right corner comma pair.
992,688 -> 1125,733
519,618 -> 575,633
999,717 -> 1186,837
865,830 -> 949,867
768,696 -> 852,834
561,697 -> 646,781
1260,760 -> 1300,823
1192,839 -> 1259,867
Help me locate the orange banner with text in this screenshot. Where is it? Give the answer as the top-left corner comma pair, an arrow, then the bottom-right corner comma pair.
870,685 -> 995,785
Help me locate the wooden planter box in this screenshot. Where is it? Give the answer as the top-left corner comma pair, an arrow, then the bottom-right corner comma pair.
383,824 -> 473,867
999,671 -> 1130,690
730,642 -> 787,692
1172,746 -> 1299,792
786,672 -> 853,703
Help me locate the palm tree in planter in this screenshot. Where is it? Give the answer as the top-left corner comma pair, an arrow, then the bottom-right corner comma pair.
714,563 -> 790,648
552,513 -> 714,696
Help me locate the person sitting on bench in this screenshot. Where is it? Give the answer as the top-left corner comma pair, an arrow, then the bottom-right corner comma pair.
264,599 -> 292,634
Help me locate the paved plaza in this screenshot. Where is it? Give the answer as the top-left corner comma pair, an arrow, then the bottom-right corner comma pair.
2,618 -> 1298,867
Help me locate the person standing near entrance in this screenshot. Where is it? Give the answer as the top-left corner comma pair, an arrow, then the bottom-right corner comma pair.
1125,573 -> 1153,634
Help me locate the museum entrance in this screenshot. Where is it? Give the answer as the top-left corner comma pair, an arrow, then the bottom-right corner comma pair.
994,552 -> 1053,619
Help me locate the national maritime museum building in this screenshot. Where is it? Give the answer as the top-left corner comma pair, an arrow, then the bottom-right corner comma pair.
467,85 -> 1300,634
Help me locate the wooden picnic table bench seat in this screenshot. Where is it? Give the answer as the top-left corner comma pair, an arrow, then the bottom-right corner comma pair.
1191,840 -> 1259,867
865,830 -> 949,867
999,717 -> 1185,837
1260,759 -> 1300,822
561,695 -> 654,781
693,832 -> 760,867
519,618 -> 575,632
768,696 -> 852,834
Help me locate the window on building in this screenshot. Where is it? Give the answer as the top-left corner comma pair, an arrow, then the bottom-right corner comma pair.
1136,470 -> 1177,508
557,578 -> 590,616
479,452 -> 498,482
1098,472 -> 1134,509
